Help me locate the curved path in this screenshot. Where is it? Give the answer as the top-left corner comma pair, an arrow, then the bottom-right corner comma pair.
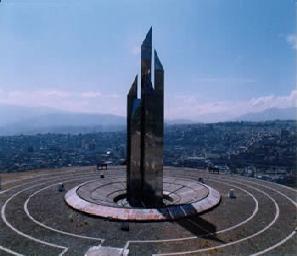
0,166 -> 296,256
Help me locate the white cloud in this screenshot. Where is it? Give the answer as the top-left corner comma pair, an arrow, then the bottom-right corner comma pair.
286,34 -> 297,50
0,88 -> 296,122
249,90 -> 297,110
165,89 -> 297,122
0,89 -> 126,115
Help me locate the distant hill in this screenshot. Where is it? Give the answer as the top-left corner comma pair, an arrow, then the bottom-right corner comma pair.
0,104 -> 58,126
14,112 -> 125,127
1,104 -> 295,135
166,119 -> 195,125
0,114 -> 192,136
0,105 -> 126,135
0,104 -> 197,135
236,107 -> 297,122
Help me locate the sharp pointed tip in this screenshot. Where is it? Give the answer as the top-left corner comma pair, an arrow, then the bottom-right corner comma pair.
154,50 -> 163,71
128,75 -> 138,96
146,27 -> 152,38
131,75 -> 137,85
142,27 -> 152,47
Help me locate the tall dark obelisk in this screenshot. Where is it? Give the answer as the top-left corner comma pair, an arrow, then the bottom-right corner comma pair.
127,28 -> 164,207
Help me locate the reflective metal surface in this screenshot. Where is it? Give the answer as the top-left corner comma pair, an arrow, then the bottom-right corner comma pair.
127,76 -> 142,204
127,28 -> 164,207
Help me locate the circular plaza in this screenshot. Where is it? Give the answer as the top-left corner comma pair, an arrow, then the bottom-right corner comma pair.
0,166 -> 296,255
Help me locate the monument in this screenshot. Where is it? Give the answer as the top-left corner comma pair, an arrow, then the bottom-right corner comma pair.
64,28 -> 220,221
127,27 -> 164,207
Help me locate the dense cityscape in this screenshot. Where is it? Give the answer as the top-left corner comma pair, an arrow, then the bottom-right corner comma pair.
0,120 -> 296,187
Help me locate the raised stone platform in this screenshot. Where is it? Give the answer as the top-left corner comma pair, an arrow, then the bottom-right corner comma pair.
64,175 -> 220,221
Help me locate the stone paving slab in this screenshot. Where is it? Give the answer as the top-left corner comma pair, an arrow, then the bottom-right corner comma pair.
85,245 -> 129,256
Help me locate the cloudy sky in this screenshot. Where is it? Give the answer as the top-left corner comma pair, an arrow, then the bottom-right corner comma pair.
0,0 -> 296,121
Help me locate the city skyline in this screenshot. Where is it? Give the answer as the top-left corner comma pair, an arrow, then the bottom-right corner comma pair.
0,0 -> 296,122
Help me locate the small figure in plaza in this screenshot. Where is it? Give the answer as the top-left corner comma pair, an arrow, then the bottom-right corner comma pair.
58,183 -> 65,192
121,222 -> 129,231
228,189 -> 236,199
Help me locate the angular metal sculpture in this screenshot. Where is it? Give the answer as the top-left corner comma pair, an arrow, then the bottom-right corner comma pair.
127,28 -> 164,207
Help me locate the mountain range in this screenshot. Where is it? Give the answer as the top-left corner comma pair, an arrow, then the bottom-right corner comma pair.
235,107 -> 297,122
0,104 -> 296,135
0,104 -> 125,135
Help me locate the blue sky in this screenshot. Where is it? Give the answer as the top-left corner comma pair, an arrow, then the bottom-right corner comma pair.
0,0 -> 296,121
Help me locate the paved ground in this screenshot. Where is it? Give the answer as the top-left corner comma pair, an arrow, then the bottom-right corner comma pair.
0,166 -> 296,256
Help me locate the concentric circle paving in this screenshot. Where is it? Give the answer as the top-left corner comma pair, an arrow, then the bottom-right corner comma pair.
64,176 -> 220,221
0,166 -> 296,256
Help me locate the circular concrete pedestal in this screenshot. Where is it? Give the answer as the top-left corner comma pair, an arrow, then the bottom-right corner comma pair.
65,175 -> 221,221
